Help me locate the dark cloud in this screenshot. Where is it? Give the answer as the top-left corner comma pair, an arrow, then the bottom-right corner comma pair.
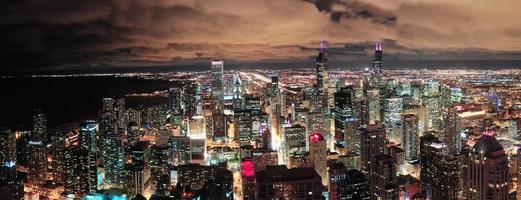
0,0 -> 520,72
308,0 -> 397,25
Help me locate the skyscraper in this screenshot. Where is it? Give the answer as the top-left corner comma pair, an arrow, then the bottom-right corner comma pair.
444,104 -> 462,155
383,97 -> 403,144
64,145 -> 90,198
360,123 -> 386,172
100,98 -> 116,136
101,132 -> 125,187
370,42 -> 383,88
0,127 -> 22,199
370,155 -> 398,200
419,133 -> 443,190
333,86 -> 357,149
337,169 -> 371,200
284,124 -> 306,155
402,114 -> 419,161
468,132 -> 509,200
168,87 -> 183,116
232,71 -> 244,108
81,120 -> 99,193
315,40 -> 328,113
309,132 -> 328,186
33,109 -> 47,139
367,89 -> 381,125
255,166 -> 323,200
27,138 -> 47,186
211,60 -> 224,113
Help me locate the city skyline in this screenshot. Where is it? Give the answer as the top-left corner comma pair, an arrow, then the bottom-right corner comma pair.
2,1 -> 521,200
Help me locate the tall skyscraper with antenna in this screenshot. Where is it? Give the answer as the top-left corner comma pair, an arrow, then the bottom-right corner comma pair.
315,40 -> 328,113
370,42 -> 384,89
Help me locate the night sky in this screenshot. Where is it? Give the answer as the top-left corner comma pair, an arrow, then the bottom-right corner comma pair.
1,0 -> 521,72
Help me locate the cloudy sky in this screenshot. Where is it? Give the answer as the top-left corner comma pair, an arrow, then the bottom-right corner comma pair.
1,0 -> 521,72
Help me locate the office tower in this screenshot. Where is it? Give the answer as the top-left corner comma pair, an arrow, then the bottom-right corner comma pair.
337,169 -> 371,200
212,113 -> 227,141
100,98 -> 117,135
27,137 -> 47,186
315,41 -> 328,113
0,127 -> 16,169
383,97 -> 403,144
370,155 -> 398,200
168,87 -> 183,115
33,109 -> 47,139
188,115 -> 206,139
211,60 -> 224,113
402,114 -> 419,161
115,98 -> 126,128
122,164 -> 146,197
402,103 -> 428,137
0,127 -> 23,199
309,132 -> 328,186
81,120 -> 99,193
419,133 -> 443,189
64,145 -> 90,198
267,72 -> 280,98
370,42 -> 383,88
430,154 -> 462,200
329,162 -> 348,200
101,132 -> 125,186
170,136 -> 192,166
367,89 -> 381,125
360,123 -> 386,172
284,124 -> 306,154
252,148 -> 278,172
128,141 -> 152,195
49,123 -> 81,185
255,165 -> 323,200
183,82 -> 199,117
234,108 -> 252,145
468,133 -> 509,200
232,72 -> 245,108
333,86 -> 357,149
150,145 -> 171,194
444,104 -> 461,155
177,164 -> 233,192
423,83 -> 443,131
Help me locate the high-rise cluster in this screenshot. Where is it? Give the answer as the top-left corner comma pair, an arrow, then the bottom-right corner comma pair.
2,41 -> 519,200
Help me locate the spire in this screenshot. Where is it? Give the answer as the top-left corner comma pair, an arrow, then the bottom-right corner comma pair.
320,40 -> 325,53
375,42 -> 383,51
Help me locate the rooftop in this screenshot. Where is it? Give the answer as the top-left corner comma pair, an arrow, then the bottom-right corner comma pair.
256,165 -> 321,183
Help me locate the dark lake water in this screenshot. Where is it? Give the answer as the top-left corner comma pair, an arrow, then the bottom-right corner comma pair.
0,76 -> 173,129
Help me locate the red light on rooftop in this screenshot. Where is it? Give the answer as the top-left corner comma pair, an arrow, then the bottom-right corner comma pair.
310,132 -> 325,142
241,159 -> 255,178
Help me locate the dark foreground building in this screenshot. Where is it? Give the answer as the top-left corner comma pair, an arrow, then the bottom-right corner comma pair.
255,165 -> 323,200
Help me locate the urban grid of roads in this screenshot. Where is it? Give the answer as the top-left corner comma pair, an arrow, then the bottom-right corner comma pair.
1,42 -> 521,200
